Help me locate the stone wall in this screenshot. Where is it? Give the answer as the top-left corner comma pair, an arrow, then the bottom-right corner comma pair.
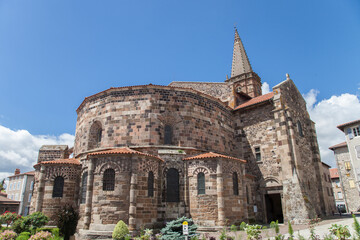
320,164 -> 336,215
38,145 -> 69,163
74,86 -> 235,157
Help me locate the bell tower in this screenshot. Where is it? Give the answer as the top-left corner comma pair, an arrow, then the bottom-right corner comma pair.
226,28 -> 262,107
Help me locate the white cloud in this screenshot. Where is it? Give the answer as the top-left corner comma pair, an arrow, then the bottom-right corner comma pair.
303,90 -> 360,168
262,82 -> 270,94
0,125 -> 74,181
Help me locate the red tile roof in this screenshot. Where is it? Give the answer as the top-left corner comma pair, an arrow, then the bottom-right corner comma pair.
329,142 -> 347,150
234,92 -> 274,110
8,171 -> 35,178
183,152 -> 246,163
34,158 -> 80,167
330,168 -> 339,179
88,147 -> 164,162
337,119 -> 360,132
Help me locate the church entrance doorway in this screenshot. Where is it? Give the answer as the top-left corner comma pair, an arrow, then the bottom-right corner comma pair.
265,193 -> 283,223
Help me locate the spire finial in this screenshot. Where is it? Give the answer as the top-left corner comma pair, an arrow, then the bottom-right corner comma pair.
286,73 -> 290,80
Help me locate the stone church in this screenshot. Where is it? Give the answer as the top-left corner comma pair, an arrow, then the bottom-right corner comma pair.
30,29 -> 334,236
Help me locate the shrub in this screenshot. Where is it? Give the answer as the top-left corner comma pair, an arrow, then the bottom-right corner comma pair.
230,225 -> 237,232
244,224 -> 262,240
26,213 -> 48,230
0,230 -> 17,240
353,214 -> 360,240
288,221 -> 294,240
112,220 -> 129,240
160,216 -> 197,240
329,224 -> 351,240
11,218 -> 28,234
56,205 -> 79,240
0,212 -> 21,227
15,232 -> 30,240
239,222 -> 247,231
28,231 -> 52,240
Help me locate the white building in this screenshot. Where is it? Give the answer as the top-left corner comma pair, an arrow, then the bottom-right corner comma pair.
6,169 -> 35,216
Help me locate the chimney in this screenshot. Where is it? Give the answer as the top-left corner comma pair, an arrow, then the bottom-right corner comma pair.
14,168 -> 20,175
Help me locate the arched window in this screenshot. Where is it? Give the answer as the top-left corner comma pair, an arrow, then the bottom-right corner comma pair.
80,172 -> 88,204
166,168 -> 179,202
297,121 -> 304,137
52,176 -> 64,198
233,172 -> 239,195
88,121 -> 102,150
103,168 -> 115,191
197,172 -> 205,195
148,171 -> 154,197
164,125 -> 173,145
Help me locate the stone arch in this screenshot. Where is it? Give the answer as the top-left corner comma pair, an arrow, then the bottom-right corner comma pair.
193,166 -> 210,176
88,120 -> 103,150
264,177 -> 281,187
97,161 -> 121,175
49,170 -> 67,181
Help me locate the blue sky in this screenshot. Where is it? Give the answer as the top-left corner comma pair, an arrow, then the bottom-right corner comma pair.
0,0 -> 360,175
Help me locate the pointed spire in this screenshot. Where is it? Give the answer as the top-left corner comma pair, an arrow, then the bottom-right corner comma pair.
231,28 -> 253,78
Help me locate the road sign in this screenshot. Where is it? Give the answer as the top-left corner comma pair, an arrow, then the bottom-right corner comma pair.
182,221 -> 189,235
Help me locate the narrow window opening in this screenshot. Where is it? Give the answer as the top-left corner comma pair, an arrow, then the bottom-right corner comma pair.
233,172 -> 239,195
164,125 -> 173,145
80,172 -> 88,204
197,172 -> 205,195
255,147 -> 261,161
297,121 -> 304,137
103,168 -> 115,191
52,176 -> 64,198
148,171 -> 154,197
166,168 -> 179,202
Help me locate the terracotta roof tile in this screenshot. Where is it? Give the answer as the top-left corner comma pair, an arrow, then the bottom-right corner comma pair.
8,171 -> 35,178
330,168 -> 339,179
34,158 -> 80,167
329,142 -> 347,150
337,119 -> 360,132
183,152 -> 246,163
88,147 -> 164,162
234,92 -> 274,110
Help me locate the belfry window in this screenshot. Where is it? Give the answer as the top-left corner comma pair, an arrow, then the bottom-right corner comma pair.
166,168 -> 179,202
80,172 -> 88,204
197,172 -> 205,195
103,168 -> 115,191
52,176 -> 64,198
148,171 -> 154,197
233,172 -> 239,195
164,125 -> 173,145
97,129 -> 102,144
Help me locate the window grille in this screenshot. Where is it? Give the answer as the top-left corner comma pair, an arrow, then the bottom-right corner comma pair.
166,168 -> 179,202
52,176 -> 64,198
233,172 -> 239,195
197,172 -> 205,195
103,169 -> 115,191
148,171 -> 154,197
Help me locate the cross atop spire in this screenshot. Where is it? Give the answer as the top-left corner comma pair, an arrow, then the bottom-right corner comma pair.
231,28 -> 253,77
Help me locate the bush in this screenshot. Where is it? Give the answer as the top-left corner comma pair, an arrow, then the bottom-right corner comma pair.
329,224 -> 351,240
0,230 -> 17,240
244,224 -> 262,240
230,225 -> 237,232
15,232 -> 30,240
28,231 -> 52,240
353,214 -> 360,240
160,216 -> 197,240
56,205 -> 79,240
239,222 -> 247,231
35,228 -> 59,237
11,212 -> 48,234
112,220 -> 129,240
0,212 -> 21,227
